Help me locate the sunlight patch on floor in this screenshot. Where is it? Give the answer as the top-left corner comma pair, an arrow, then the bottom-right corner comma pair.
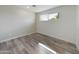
38,43 -> 57,54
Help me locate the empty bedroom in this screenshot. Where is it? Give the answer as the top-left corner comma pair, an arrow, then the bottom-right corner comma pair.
0,5 -> 79,54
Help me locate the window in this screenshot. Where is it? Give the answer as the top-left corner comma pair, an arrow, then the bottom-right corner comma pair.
49,13 -> 58,20
40,13 -> 59,21
40,14 -> 49,21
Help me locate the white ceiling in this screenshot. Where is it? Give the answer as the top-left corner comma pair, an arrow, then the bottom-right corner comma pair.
17,5 -> 59,13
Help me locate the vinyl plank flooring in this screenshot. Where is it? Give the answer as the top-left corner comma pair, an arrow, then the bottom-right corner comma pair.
0,33 -> 78,54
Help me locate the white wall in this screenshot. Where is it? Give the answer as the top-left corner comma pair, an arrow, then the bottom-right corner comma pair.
36,6 -> 76,44
76,6 -> 79,50
0,6 -> 35,42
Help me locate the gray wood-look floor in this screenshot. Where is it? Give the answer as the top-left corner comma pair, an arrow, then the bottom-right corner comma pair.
0,33 -> 78,54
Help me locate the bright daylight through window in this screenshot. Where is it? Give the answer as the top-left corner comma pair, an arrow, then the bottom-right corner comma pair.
40,13 -> 58,21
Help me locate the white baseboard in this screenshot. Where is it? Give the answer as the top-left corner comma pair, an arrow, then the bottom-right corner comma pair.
0,32 -> 35,43
37,32 -> 75,44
